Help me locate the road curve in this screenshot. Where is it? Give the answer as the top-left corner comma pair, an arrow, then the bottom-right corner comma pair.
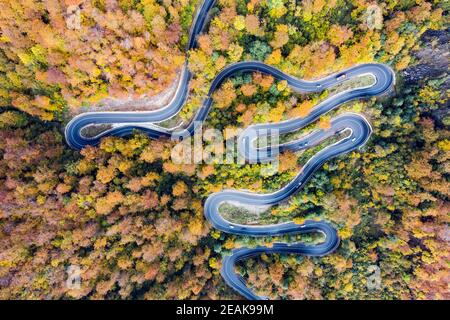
64,0 -> 395,300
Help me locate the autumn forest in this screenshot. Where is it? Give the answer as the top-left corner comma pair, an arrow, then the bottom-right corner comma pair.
0,0 -> 449,300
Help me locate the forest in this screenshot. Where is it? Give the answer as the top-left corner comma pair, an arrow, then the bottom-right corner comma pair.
0,0 -> 448,299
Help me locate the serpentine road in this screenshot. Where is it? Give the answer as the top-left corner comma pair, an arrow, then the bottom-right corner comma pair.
64,0 -> 395,300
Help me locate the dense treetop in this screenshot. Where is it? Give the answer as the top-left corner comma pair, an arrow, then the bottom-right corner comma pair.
0,0 -> 448,299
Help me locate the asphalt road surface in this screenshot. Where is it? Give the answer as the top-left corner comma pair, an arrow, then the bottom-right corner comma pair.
64,0 -> 395,300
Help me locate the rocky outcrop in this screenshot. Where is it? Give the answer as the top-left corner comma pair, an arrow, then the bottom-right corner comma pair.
402,29 -> 449,127
402,29 -> 449,85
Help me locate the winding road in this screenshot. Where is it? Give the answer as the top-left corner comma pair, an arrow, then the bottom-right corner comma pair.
64,0 -> 395,300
